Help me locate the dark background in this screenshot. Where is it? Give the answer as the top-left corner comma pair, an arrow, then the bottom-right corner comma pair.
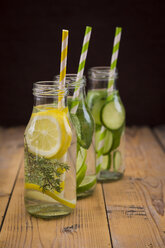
0,0 -> 165,127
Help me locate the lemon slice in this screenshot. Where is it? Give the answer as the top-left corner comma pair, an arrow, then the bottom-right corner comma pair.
53,114 -> 72,159
25,183 -> 76,209
26,108 -> 72,158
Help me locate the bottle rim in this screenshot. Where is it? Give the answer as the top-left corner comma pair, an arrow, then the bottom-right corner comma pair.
88,66 -> 118,80
33,81 -> 68,97
54,74 -> 86,89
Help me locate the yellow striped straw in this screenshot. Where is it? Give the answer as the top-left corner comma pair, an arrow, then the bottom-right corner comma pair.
58,29 -> 69,108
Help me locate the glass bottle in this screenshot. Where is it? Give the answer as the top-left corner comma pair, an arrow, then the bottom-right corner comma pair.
87,67 -> 125,181
24,81 -> 76,218
55,74 -> 96,198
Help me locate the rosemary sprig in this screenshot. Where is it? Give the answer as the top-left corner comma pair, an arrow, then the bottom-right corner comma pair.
24,145 -> 69,193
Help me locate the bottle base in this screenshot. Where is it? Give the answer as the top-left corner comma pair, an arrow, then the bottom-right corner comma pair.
77,187 -> 95,199
25,200 -> 73,219
97,171 -> 123,182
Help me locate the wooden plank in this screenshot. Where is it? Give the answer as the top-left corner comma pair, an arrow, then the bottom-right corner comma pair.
0,162 -> 112,248
0,127 -> 24,227
154,125 -> 165,150
103,127 -> 165,248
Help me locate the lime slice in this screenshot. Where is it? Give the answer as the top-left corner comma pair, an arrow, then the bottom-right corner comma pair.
76,146 -> 87,187
26,108 -> 72,159
76,163 -> 87,187
76,175 -> 97,194
76,146 -> 87,173
25,183 -> 76,209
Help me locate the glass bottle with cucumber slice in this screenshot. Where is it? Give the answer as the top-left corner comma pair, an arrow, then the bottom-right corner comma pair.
24,82 -> 77,218
54,74 -> 96,198
87,67 -> 125,181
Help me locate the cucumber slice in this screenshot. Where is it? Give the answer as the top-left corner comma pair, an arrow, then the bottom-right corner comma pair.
96,153 -> 102,174
87,90 -> 107,110
101,98 -> 125,130
113,150 -> 122,171
102,130 -> 113,155
95,128 -> 113,155
101,154 -> 111,170
96,163 -> 101,174
91,99 -> 105,125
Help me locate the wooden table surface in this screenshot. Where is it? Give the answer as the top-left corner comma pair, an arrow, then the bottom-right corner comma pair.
0,126 -> 165,248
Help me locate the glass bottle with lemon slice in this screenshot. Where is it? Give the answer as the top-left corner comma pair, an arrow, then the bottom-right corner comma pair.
24,82 -> 77,218
55,74 -> 96,198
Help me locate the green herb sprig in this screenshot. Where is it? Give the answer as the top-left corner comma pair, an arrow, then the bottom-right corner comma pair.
24,146 -> 69,193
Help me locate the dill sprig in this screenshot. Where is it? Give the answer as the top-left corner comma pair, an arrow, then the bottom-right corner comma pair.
24,146 -> 69,193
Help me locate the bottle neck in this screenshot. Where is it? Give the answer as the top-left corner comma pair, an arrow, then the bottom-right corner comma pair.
54,74 -> 86,101
68,84 -> 85,100
34,95 -> 68,107
88,66 -> 117,90
33,81 -> 67,107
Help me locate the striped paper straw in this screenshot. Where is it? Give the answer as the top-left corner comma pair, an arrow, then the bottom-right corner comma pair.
96,125 -> 107,173
96,27 -> 122,173
58,29 -> 69,108
70,26 -> 92,114
108,27 -> 122,94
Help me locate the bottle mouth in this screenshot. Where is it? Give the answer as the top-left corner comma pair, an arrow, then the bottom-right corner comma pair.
54,74 -> 86,89
33,81 -> 67,97
88,66 -> 118,80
